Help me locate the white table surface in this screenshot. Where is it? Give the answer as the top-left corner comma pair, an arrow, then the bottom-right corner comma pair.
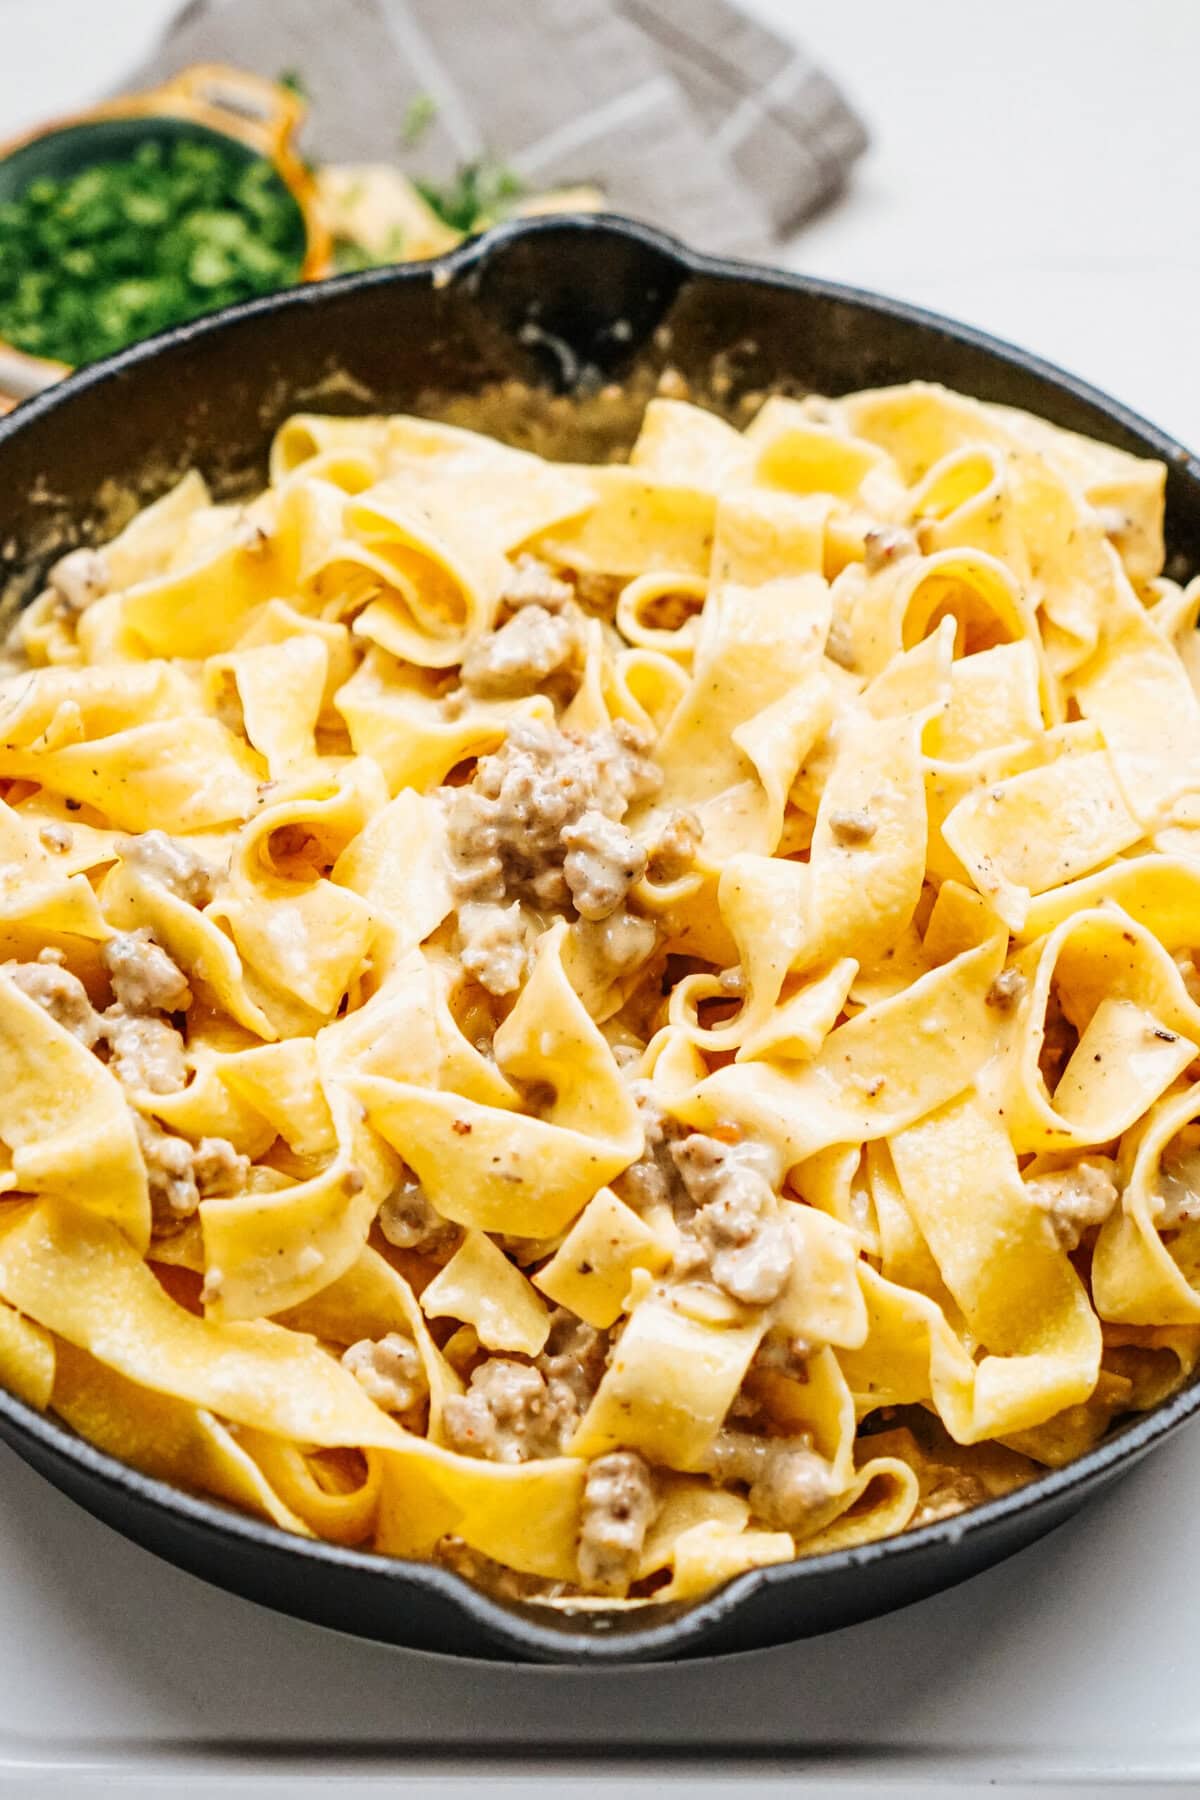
1,0 -> 1199,1791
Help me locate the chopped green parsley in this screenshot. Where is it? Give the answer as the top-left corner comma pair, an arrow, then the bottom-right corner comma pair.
0,137 -> 305,366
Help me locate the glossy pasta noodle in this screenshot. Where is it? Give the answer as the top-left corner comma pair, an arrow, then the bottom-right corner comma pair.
0,380 -> 1198,1604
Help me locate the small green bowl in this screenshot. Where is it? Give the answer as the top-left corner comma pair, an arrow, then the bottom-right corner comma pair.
0,63 -> 330,398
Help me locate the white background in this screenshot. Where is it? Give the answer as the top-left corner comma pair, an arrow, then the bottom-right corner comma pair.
1,0 -> 1199,1792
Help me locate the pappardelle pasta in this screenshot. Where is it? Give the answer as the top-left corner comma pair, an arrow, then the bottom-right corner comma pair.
1,378 -> 1199,1606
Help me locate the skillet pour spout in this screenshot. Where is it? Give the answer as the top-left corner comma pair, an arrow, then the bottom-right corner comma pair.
1,214 -> 1200,1662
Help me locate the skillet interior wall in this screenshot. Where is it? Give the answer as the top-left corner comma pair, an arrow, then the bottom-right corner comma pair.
4,214 -> 1200,622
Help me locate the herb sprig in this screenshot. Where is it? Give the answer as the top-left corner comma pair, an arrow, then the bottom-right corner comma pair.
416,159 -> 525,234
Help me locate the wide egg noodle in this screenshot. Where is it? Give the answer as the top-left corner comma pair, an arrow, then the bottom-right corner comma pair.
330,789 -> 451,974
132,1031 -> 278,1158
0,1297 -> 55,1410
116,507 -> 298,659
746,397 -> 907,520
710,484 -> 833,586
349,923 -> 642,1236
629,397 -> 753,493
0,870 -> 112,980
0,1198 -> 586,1580
324,946 -> 516,1109
233,1429 -> 382,1544
420,1229 -> 551,1356
217,1038 -> 337,1158
648,573 -> 832,864
0,662 -> 263,831
668,925 -> 1008,1163
677,628 -> 948,1060
0,1196 -> 409,1443
941,750 -> 1141,931
330,485 -> 508,671
533,1187 -> 674,1329
1093,1081 -> 1200,1324
271,411 -> 596,553
275,1244 -> 463,1439
0,970 -> 148,1247
334,646 -> 554,793
614,570 -> 707,665
198,1066 -> 400,1321
886,1094 -> 1101,1434
749,1345 -> 919,1551
204,636 -> 328,778
530,466 -> 716,579
0,659 -> 201,746
571,1280 -> 767,1470
207,761 -> 384,1019
50,1337 -> 313,1537
924,639 -> 1044,764
993,906 -> 1200,1153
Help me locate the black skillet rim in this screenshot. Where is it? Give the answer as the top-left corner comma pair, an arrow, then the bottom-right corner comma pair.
1,210 -> 1199,1664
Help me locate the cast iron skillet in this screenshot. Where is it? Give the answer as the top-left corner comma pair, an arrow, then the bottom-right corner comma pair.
1,214 -> 1199,1665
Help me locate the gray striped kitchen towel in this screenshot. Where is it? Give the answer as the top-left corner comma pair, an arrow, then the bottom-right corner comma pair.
119,0 -> 867,259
